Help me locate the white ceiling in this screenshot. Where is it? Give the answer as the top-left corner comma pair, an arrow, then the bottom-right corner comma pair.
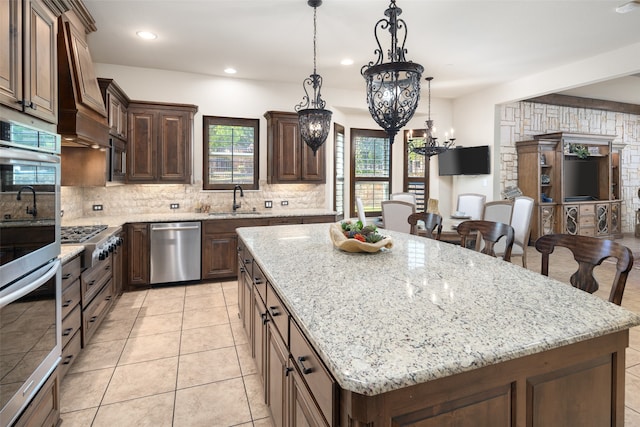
83,0 -> 640,104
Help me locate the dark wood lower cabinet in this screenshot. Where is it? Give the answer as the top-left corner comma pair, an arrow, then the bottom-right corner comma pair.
290,366 -> 328,427
126,223 -> 149,289
267,322 -> 291,427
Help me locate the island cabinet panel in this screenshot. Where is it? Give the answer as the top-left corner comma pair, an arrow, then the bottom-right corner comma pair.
341,330 -> 627,427
253,285 -> 267,379
266,321 -> 289,427
290,321 -> 337,426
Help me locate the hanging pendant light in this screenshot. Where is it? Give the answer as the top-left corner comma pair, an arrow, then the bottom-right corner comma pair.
409,77 -> 456,158
295,0 -> 332,156
361,0 -> 423,145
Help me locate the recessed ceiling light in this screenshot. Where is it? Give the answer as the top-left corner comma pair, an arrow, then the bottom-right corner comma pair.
340,58 -> 354,66
224,67 -> 237,74
136,31 -> 157,40
616,0 -> 640,13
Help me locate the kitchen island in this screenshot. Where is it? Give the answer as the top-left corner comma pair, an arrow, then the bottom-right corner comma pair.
237,223 -> 640,426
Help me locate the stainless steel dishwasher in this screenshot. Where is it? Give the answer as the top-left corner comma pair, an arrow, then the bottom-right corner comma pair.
150,222 -> 201,284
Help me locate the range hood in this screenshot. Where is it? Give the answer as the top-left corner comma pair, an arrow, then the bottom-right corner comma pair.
57,9 -> 109,148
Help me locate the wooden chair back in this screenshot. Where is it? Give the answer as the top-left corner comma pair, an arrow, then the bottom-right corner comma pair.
407,212 -> 443,240
534,234 -> 634,305
456,220 -> 515,261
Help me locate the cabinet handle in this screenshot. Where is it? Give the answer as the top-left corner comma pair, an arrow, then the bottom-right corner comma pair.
297,356 -> 313,375
284,367 -> 293,377
62,327 -> 74,336
62,299 -> 73,307
261,312 -> 270,325
239,266 -> 245,273
254,277 -> 263,285
244,258 -> 252,265
62,355 -> 74,365
62,273 -> 72,279
89,316 -> 98,323
269,306 -> 280,317
87,280 -> 96,286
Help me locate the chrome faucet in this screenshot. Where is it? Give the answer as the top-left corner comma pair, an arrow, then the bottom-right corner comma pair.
17,185 -> 37,218
233,185 -> 244,212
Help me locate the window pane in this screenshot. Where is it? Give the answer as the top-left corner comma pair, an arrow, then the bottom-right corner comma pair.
335,126 -> 345,216
354,135 -> 390,178
203,117 -> 259,190
355,181 -> 389,212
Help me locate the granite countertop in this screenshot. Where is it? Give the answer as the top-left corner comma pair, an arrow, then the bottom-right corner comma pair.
61,209 -> 335,228
237,223 -> 640,396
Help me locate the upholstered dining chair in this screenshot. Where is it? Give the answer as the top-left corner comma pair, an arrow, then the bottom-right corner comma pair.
478,200 -> 514,253
534,234 -> 634,305
407,212 -> 443,240
509,196 -> 535,267
456,220 -> 515,261
381,200 -> 415,233
456,193 -> 486,220
390,192 -> 417,205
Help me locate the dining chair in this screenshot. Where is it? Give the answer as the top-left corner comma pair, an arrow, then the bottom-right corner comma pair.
407,212 -> 442,240
381,200 -> 416,233
390,192 -> 417,205
456,193 -> 486,220
534,234 -> 634,305
478,200 -> 514,253
456,220 -> 515,261
509,196 -> 535,267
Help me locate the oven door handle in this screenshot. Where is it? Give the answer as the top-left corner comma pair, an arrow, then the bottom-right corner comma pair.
0,260 -> 59,306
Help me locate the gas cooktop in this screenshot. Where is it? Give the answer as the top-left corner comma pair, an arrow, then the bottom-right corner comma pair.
60,225 -> 108,244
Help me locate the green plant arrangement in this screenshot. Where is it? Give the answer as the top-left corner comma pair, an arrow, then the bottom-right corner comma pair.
571,144 -> 590,159
329,221 -> 393,253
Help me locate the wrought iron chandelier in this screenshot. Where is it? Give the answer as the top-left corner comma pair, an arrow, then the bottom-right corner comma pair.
295,0 -> 332,156
361,0 -> 423,145
409,77 -> 456,157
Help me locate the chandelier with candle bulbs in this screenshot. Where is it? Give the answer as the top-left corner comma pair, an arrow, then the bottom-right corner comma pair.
361,0 -> 423,145
295,0 -> 332,156
409,77 -> 456,158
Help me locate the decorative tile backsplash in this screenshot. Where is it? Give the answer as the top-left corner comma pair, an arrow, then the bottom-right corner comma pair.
61,180 -> 326,220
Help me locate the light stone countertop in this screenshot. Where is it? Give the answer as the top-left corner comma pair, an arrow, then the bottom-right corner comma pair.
60,244 -> 84,263
237,223 -> 640,396
61,209 -> 335,228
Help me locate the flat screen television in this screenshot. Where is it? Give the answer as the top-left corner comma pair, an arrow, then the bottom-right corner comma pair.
438,146 -> 491,176
563,158 -> 599,201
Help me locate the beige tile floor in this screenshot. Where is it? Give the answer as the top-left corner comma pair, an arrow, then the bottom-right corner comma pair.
59,235 -> 640,427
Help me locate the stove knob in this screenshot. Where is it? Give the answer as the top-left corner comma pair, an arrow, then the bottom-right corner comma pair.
109,244 -> 115,252
98,251 -> 106,261
117,237 -> 123,246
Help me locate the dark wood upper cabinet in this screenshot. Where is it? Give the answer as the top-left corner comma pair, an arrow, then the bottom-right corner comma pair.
265,111 -> 325,184
127,101 -> 198,184
0,0 -> 58,124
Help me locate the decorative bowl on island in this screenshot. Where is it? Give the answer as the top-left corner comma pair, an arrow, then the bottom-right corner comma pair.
329,221 -> 393,253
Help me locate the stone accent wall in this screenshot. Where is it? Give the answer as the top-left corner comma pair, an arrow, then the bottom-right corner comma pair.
499,101 -> 640,233
61,181 -> 326,219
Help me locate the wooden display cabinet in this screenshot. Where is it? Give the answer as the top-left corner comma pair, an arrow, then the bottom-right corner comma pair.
517,132 -> 620,240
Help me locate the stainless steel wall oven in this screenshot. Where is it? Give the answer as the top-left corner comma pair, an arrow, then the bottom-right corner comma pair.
0,118 -> 61,426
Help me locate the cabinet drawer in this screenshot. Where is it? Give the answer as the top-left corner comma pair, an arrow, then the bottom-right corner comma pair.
580,204 -> 595,215
253,264 -> 267,303
59,330 -> 81,380
290,321 -> 336,426
579,216 -> 595,227
267,283 -> 289,345
61,279 -> 81,319
81,257 -> 113,308
61,304 -> 81,349
13,368 -> 59,427
62,255 -> 81,290
83,279 -> 115,346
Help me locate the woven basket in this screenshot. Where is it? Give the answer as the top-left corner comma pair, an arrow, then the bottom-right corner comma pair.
329,223 -> 393,253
